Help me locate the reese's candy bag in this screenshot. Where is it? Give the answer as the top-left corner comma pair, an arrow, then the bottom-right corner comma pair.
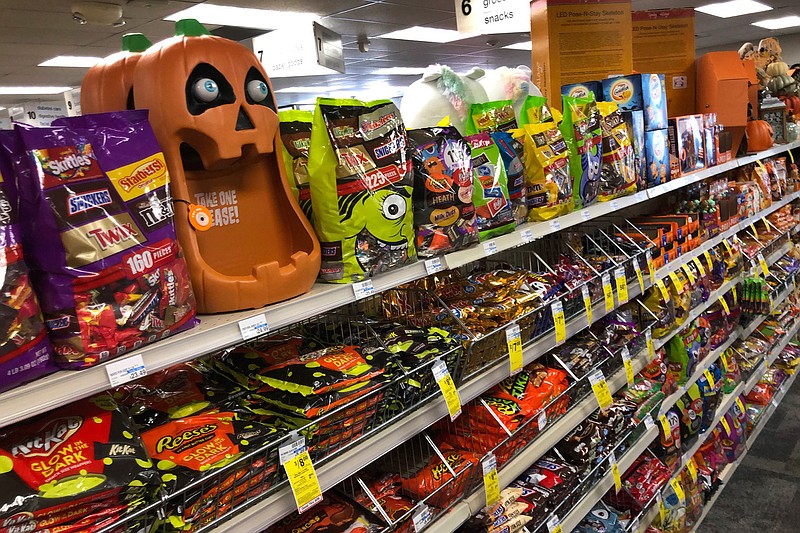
597,102 -> 638,201
516,122 -> 574,221
465,133 -> 516,240
279,109 -> 314,225
308,98 -> 416,283
560,94 -> 602,209
10,111 -> 197,368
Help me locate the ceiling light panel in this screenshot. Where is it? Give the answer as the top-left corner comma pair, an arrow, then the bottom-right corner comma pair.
164,3 -> 319,30
38,56 -> 102,68
377,26 -> 475,43
696,0 -> 772,18
503,41 -> 532,50
752,15 -> 800,29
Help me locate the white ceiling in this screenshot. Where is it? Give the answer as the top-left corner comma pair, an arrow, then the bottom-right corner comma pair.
0,0 -> 799,109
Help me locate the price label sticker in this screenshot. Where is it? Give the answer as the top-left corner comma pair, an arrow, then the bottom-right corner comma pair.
424,257 -> 446,275
704,368 -> 716,389
433,359 -> 461,420
538,410 -> 547,431
546,515 -> 563,533
589,369 -> 614,411
681,263 -> 696,285
552,300 -> 566,345
646,250 -> 656,283
668,271 -> 684,292
655,279 -> 671,302
765,357 -> 770,372
615,266 -> 629,304
106,354 -> 147,387
482,453 -> 500,507
609,452 -> 622,493
687,457 -> 698,483
758,253 -> 769,276
720,353 -> 730,372
751,223 -> 759,240
521,228 -> 534,243
764,218 -> 771,233
412,506 -> 433,532
352,280 -> 375,300
581,209 -> 592,222
622,346 -> 635,386
736,397 -> 745,414
724,238 -> 733,253
670,478 -> 685,503
718,296 -> 730,315
602,272 -> 614,312
238,313 -> 270,341
692,257 -> 706,277
658,493 -> 668,523
610,199 -> 620,210
643,413 -> 655,430
704,250 -> 714,270
646,329 -> 655,361
732,286 -> 738,305
506,323 -> 523,375
634,261 -> 645,292
549,219 -> 562,232
280,437 -> 323,514
721,416 -> 731,436
581,284 -> 593,325
483,240 -> 498,255
659,414 -> 671,437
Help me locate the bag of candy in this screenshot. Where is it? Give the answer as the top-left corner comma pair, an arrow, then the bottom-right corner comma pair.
597,102 -> 638,201
516,122 -> 573,221
465,100 -> 517,134
465,133 -> 516,240
518,95 -> 560,126
308,98 -> 416,283
407,127 -> 479,256
491,131 -> 528,224
560,94 -> 602,209
10,111 -> 197,368
278,109 -> 314,224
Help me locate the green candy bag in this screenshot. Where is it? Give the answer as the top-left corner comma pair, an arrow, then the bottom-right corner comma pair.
464,133 -> 516,240
560,93 -> 602,209
279,109 -> 314,224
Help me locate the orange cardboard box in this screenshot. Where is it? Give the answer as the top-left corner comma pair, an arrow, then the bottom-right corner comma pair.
696,51 -> 750,155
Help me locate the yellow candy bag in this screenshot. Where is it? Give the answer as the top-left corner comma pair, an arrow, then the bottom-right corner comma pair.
515,123 -> 573,221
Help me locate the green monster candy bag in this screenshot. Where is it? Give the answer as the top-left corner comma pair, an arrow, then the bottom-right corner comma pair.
465,100 -> 517,134
560,94 -> 602,209
464,133 -> 516,240
279,109 -> 314,224
515,122 -> 574,221
308,98 -> 416,283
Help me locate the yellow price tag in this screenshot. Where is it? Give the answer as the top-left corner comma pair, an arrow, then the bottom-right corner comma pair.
720,416 -> 731,436
704,368 -> 716,389
433,359 -> 461,420
615,267 -> 629,304
602,272 -> 614,312
581,284 -> 593,325
732,287 -> 738,305
634,261 -> 645,292
281,440 -> 323,514
682,264 -> 696,285
609,452 -> 622,493
687,458 -> 698,483
758,253 -> 769,277
622,346 -> 635,386
552,300 -> 566,345
724,239 -> 733,253
670,478 -> 685,502
751,223 -> 759,240
720,353 -> 730,373
692,257 -> 706,277
719,296 -> 730,315
659,414 -> 671,437
506,324 -> 523,375
655,279 -> 671,302
736,397 -> 745,414
482,454 -> 500,507
764,217 -> 771,233
659,498 -> 668,523
546,516 -> 563,533
704,250 -> 714,270
668,271 -> 684,292
589,369 -> 614,411
646,329 -> 655,361
647,250 -> 656,284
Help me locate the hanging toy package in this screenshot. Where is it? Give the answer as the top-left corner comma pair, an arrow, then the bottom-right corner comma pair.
597,102 -> 638,201
408,127 -> 479,257
560,94 -> 602,210
516,123 -> 574,221
308,98 -> 416,283
464,133 -> 516,240
279,109 -> 314,225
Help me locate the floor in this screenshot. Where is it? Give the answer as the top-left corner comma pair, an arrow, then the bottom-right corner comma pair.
701,379 -> 800,533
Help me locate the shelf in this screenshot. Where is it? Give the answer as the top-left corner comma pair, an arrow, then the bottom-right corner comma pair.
740,281 -> 794,340
744,316 -> 800,393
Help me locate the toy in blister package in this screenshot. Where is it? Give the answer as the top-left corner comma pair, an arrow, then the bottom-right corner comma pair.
10,111 -> 197,368
516,122 -> 573,221
308,98 -> 416,283
465,133 -> 516,240
278,109 -> 314,224
597,102 -> 638,201
560,94 -> 602,209
408,127 -> 479,257
491,131 -> 528,224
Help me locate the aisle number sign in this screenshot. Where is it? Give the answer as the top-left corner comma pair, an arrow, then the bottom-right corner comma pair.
582,284 -> 593,325
506,324 -> 523,375
589,369 -> 613,411
433,359 -> 461,420
602,272 -> 614,312
621,346 -> 635,386
482,453 -> 500,506
455,0 -> 530,34
615,266 -> 628,304
280,437 -> 323,513
552,300 -> 566,345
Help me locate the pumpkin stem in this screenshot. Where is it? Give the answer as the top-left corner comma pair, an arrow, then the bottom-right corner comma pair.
121,33 -> 152,53
175,19 -> 211,37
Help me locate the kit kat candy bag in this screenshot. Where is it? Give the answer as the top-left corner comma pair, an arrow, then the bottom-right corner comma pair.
12,111 -> 197,368
0,132 -> 55,391
464,133 -> 516,240
597,102 -> 638,201
515,122 -> 573,221
408,127 -> 479,257
308,98 -> 416,283
279,109 -> 314,225
560,94 -> 601,209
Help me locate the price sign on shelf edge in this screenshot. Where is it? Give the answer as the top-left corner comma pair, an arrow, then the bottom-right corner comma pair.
482,453 -> 500,507
106,354 -> 147,387
552,300 -> 566,345
506,323 -> 523,374
433,359 -> 462,420
280,437 -> 323,514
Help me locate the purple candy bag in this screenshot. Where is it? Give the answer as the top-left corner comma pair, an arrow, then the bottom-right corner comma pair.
10,110 -> 197,368
0,131 -> 56,391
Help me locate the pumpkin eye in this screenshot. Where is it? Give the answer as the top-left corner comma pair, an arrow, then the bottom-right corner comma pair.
381,194 -> 406,221
247,80 -> 269,102
193,78 -> 220,102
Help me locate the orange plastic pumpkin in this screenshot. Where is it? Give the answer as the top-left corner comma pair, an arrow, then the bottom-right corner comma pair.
746,119 -> 775,152
82,19 -> 321,313
81,33 -> 151,114
784,95 -> 800,116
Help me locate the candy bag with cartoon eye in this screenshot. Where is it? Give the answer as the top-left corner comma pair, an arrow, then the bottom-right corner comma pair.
560,94 -> 602,209
516,122 -> 574,221
308,98 -> 416,283
464,133 -> 516,240
278,109 -> 314,225
597,102 -> 638,201
466,100 -> 517,134
407,127 -> 479,257
491,131 -> 528,224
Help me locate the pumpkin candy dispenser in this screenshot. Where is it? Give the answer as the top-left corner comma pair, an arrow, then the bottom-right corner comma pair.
81,33 -> 152,113
82,20 -> 321,313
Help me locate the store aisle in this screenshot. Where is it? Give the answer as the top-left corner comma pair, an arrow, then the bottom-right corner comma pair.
700,380 -> 800,532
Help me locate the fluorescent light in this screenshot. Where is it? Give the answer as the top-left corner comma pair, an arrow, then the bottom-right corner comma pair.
0,107 -> 5,111
503,41 -> 532,51
696,0 -> 772,18
377,26 -> 475,43
164,3 -> 318,30
275,86 -> 333,94
0,87 -> 72,95
372,67 -> 429,75
753,15 -> 800,29
38,55 -> 102,68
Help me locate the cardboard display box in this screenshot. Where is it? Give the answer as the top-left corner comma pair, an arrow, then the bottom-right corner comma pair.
561,81 -> 604,100
602,73 -> 668,130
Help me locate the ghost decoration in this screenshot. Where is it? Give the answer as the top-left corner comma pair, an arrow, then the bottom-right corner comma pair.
400,64 -> 488,135
479,66 -> 543,126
